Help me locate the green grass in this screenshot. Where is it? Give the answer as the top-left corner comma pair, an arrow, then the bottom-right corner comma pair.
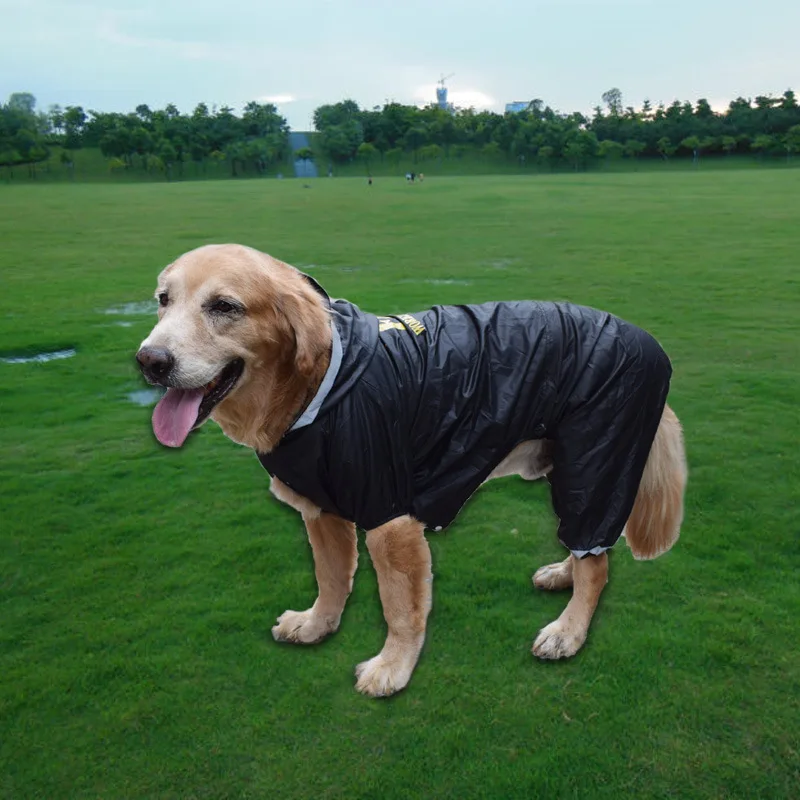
1,171 -> 799,799
12,143 -> 799,184
326,150 -> 800,179
7,146 -> 299,184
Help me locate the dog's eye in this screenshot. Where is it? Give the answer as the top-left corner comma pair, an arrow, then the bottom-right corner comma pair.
158,292 -> 169,307
209,299 -> 238,314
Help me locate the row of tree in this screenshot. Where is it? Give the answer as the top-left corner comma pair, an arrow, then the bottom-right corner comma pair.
313,89 -> 800,170
3,88 -> 800,179
0,93 -> 290,178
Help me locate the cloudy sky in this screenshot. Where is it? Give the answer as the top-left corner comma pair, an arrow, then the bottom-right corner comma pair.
3,0 -> 798,128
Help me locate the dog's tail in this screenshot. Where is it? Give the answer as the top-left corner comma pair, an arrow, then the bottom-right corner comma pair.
624,404 -> 687,560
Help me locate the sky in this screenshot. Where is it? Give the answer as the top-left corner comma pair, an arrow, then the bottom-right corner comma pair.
2,0 -> 798,129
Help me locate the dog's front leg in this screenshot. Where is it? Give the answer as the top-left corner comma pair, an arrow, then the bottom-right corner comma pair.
532,552 -> 608,659
355,516 -> 432,698
272,512 -> 358,645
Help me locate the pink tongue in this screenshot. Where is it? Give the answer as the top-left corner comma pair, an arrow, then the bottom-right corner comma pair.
152,388 -> 205,447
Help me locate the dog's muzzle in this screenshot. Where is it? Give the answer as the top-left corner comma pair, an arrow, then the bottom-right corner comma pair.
136,346 -> 175,385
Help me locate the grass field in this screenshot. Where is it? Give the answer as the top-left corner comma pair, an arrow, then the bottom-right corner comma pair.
1,171 -> 799,798
10,143 -> 798,184
5,147 -> 301,184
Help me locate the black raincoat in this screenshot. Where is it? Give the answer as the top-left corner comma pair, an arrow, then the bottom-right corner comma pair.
258,287 -> 672,557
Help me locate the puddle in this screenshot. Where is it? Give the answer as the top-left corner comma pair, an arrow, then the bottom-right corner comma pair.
1,348 -> 77,364
103,301 -> 157,316
486,258 -> 516,270
127,388 -> 164,406
401,278 -> 472,286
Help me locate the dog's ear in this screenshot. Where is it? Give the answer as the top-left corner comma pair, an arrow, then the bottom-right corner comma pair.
279,291 -> 320,377
251,256 -> 327,377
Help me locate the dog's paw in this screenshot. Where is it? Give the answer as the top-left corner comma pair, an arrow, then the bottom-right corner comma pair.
532,620 -> 586,660
354,653 -> 414,698
271,609 -> 337,644
532,560 -> 573,591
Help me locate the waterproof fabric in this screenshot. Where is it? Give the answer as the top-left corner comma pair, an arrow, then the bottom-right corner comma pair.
258,291 -> 672,557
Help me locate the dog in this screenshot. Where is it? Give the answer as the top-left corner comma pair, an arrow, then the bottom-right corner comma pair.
136,244 -> 687,698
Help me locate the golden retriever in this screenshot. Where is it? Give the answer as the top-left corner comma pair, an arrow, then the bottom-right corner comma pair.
137,244 -> 687,698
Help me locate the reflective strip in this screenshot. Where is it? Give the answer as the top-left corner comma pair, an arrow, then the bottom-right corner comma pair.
289,321 -> 342,432
569,545 -> 611,558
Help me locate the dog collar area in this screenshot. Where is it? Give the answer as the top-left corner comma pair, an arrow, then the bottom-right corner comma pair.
288,320 -> 343,432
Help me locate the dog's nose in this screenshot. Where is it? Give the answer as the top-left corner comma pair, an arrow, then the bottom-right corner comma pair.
136,347 -> 175,383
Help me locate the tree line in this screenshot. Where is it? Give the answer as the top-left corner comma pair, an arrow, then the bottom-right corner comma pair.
0,92 -> 290,178
314,88 -> 800,170
2,88 -> 800,180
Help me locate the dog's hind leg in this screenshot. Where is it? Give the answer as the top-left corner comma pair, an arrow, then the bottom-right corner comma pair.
531,552 -> 608,660
532,554 -> 574,591
272,512 -> 358,645
355,516 -> 432,698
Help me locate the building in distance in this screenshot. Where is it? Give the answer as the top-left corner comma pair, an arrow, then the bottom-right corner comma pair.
505,101 -> 531,114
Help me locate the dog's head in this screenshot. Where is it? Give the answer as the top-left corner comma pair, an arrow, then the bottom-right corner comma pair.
136,244 -> 330,450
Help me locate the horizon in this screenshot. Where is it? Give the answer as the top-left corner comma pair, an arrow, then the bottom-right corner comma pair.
4,88 -> 795,132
